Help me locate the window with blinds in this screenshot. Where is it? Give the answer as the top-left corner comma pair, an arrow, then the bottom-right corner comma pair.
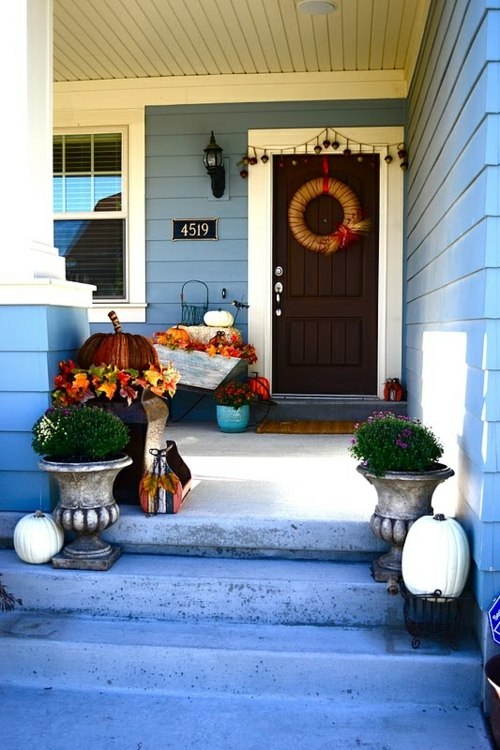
53,132 -> 126,300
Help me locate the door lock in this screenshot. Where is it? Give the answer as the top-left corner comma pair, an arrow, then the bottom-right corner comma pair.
274,266 -> 284,277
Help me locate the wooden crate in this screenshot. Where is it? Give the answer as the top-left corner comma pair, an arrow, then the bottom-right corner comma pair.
155,345 -> 247,392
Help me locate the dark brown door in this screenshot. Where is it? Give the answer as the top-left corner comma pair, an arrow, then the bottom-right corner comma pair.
272,154 -> 379,395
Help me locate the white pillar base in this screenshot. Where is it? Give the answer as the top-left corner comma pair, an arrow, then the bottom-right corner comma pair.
0,280 -> 95,307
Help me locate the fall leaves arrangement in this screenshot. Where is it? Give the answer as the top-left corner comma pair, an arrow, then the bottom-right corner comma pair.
152,329 -> 257,364
52,359 -> 181,406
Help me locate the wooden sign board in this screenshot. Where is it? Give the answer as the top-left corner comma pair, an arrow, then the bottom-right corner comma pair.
155,345 -> 247,392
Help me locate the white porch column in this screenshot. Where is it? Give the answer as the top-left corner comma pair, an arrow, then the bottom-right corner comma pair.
0,0 -> 68,283
0,1 -> 93,513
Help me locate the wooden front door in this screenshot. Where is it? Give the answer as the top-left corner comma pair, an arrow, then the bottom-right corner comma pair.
272,154 -> 379,395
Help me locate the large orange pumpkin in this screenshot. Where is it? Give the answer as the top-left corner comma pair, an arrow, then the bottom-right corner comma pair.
77,311 -> 160,370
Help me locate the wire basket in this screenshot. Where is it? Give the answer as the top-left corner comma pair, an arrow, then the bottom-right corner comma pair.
400,582 -> 464,649
180,280 -> 209,326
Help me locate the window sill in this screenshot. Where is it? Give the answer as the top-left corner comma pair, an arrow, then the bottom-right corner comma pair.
88,303 -> 147,323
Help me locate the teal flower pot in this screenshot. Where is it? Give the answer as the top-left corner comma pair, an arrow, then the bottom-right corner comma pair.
216,404 -> 250,433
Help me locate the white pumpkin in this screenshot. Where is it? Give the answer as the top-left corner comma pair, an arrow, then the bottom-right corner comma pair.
402,513 -> 470,598
203,309 -> 234,328
14,510 -> 64,564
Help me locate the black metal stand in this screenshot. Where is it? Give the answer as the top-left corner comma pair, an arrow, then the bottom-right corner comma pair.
400,582 -> 464,649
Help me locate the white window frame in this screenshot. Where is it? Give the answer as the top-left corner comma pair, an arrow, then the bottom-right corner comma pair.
53,110 -> 146,323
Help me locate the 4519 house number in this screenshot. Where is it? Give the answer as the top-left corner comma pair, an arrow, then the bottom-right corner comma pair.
172,218 -> 218,240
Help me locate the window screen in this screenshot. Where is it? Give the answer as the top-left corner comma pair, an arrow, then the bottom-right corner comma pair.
53,133 -> 125,300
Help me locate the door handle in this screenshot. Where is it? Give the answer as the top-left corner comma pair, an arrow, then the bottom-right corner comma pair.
275,281 -> 283,304
274,281 -> 283,314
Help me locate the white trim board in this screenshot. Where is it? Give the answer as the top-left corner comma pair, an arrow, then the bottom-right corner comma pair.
247,127 -> 404,399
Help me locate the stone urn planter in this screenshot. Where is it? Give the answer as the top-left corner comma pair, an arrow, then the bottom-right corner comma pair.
39,454 -> 132,570
32,404 -> 132,570
357,463 -> 454,589
349,411 -> 454,593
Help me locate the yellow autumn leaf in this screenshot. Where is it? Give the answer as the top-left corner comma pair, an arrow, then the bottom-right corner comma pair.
96,381 -> 117,400
142,367 -> 163,387
73,372 -> 90,390
159,472 -> 180,493
140,473 -> 159,497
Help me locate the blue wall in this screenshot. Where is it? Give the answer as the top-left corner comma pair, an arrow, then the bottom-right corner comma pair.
0,305 -> 90,511
406,0 -> 500,610
139,98 -> 406,339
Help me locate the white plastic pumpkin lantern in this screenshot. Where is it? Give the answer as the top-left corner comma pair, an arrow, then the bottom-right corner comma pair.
203,309 -> 234,328
402,513 -> 470,598
14,510 -> 64,564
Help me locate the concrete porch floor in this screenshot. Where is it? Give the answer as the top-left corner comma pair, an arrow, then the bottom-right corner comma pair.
166,420 -> 372,521
157,420 -> 457,522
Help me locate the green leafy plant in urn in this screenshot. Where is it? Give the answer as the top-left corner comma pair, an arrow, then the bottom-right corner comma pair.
349,411 -> 454,591
32,405 -> 132,570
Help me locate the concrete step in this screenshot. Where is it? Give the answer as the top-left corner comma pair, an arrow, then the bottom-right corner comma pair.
104,507 -> 384,560
0,610 -> 483,708
0,550 -> 402,627
0,685 -> 492,750
0,546 -> 489,749
1,506 -> 384,561
267,396 -> 407,422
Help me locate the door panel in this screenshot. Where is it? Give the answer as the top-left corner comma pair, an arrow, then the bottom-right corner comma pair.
272,154 -> 379,395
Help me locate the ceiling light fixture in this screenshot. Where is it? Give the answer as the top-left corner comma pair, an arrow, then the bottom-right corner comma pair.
297,0 -> 337,15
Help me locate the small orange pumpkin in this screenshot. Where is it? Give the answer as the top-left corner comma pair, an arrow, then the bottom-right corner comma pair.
77,311 -> 160,371
249,373 -> 270,400
166,326 -> 191,348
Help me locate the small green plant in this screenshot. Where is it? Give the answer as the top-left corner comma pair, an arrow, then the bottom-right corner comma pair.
32,405 -> 129,462
349,411 -> 443,476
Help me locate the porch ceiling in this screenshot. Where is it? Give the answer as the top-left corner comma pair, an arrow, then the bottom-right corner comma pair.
53,0 -> 430,87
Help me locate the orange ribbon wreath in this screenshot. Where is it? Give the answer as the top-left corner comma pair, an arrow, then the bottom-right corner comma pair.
288,175 -> 371,255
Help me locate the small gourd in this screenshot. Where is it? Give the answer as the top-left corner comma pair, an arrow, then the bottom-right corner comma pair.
203,309 -> 234,328
14,510 -> 64,564
402,513 -> 470,598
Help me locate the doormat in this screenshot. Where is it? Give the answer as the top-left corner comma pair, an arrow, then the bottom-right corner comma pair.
256,420 -> 357,435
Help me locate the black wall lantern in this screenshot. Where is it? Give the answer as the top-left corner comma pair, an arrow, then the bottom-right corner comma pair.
203,131 -> 225,198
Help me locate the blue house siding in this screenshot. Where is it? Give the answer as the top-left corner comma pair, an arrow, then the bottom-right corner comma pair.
139,99 -> 406,340
406,0 -> 500,612
0,305 -> 90,512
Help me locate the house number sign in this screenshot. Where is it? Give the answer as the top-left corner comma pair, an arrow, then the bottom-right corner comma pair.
172,218 -> 218,240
